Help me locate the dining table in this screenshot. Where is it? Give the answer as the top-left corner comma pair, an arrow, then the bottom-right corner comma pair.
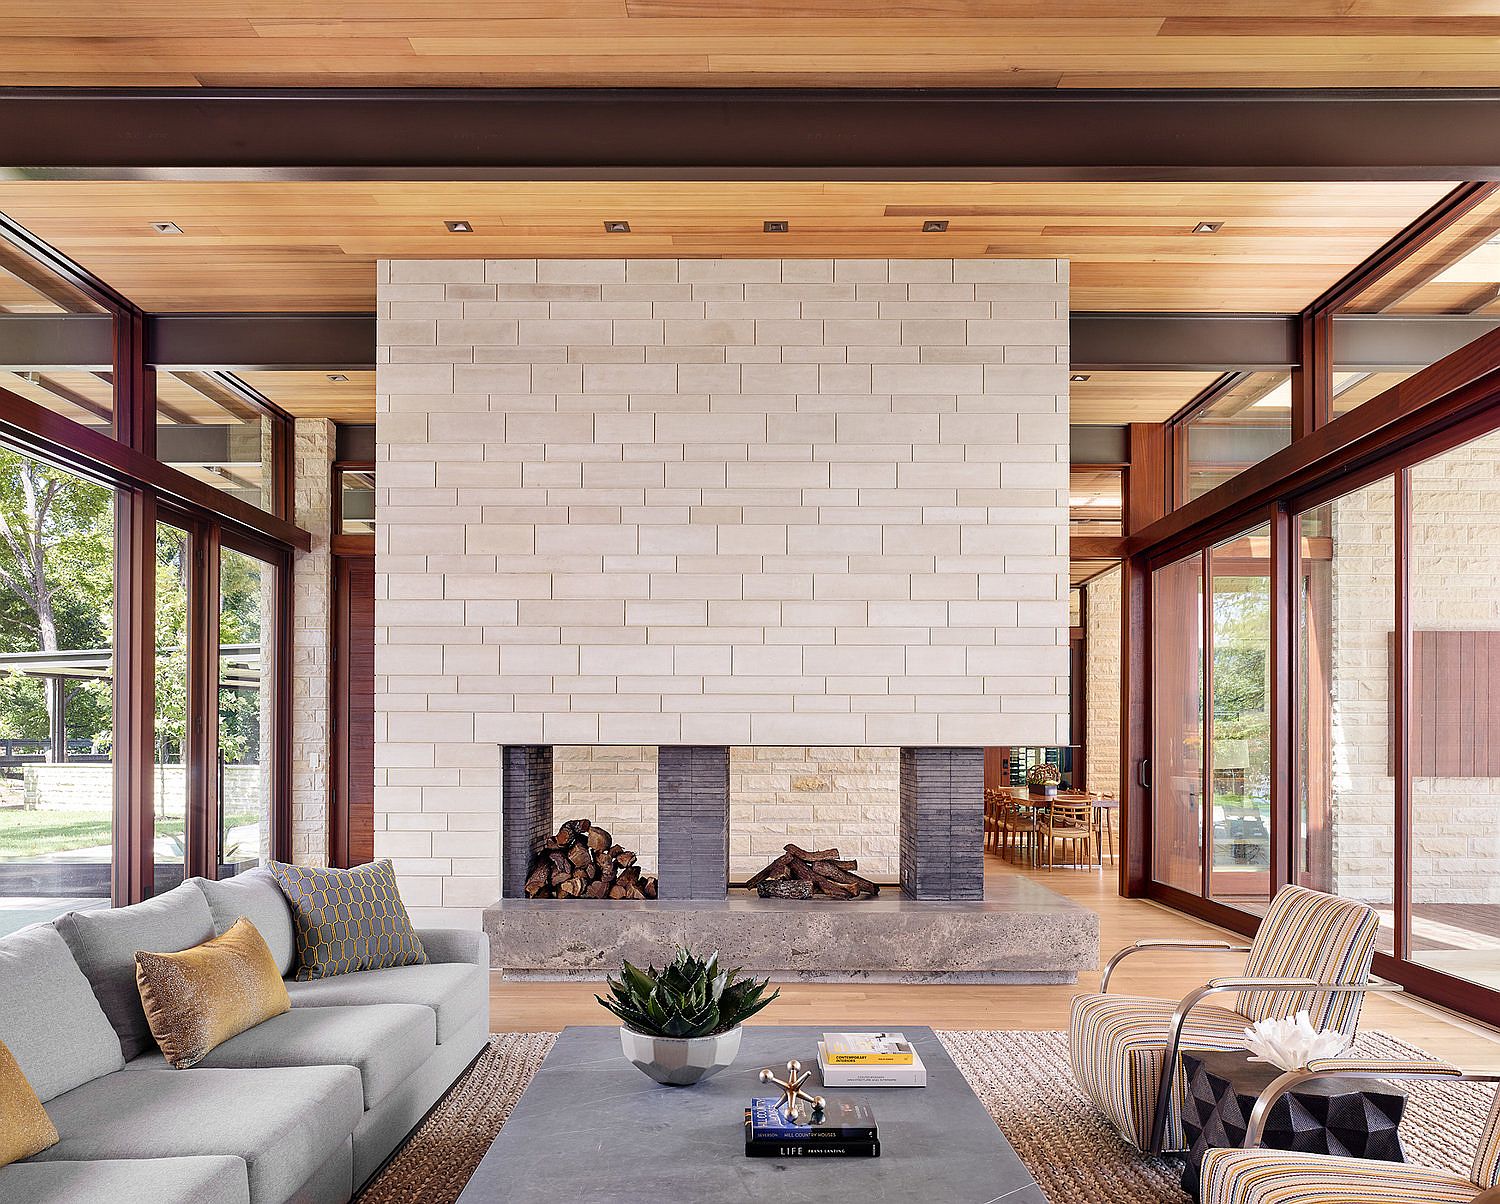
998,787 -> 1117,870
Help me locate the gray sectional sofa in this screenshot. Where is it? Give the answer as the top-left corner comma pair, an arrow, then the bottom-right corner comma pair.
0,869 -> 491,1204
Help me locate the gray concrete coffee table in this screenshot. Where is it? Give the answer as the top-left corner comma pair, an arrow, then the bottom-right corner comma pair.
456,1024 -> 1045,1203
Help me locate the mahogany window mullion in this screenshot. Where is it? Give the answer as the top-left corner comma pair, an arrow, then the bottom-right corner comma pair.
112,485 -> 156,906
185,521 -> 222,880
1393,468 -> 1413,963
1201,548 -> 1215,901
1268,502 -> 1294,896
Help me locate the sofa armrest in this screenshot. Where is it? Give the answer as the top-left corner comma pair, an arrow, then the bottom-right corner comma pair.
418,927 -> 490,970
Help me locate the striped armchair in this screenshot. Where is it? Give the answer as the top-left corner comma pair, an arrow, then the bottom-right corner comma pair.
1069,884 -> 1394,1153
1201,1056 -> 1500,1204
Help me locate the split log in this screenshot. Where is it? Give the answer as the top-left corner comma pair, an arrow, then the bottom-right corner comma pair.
744,842 -> 879,899
522,817 -> 657,900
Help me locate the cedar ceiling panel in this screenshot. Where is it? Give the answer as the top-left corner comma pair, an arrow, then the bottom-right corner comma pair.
2,6 -> 1500,87
0,180 -> 1449,313
238,370 -> 376,421
1070,371 -> 1220,423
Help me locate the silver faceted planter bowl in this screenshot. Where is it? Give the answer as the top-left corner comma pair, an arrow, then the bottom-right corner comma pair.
619,1024 -> 744,1086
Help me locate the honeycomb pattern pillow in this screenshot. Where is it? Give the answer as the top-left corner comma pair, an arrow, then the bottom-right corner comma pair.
0,1036 -> 57,1168
268,859 -> 428,981
135,917 -> 290,1069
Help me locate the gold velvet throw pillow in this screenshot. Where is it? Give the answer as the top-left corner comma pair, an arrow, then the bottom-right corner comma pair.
135,917 -> 290,1069
0,1037 -> 58,1167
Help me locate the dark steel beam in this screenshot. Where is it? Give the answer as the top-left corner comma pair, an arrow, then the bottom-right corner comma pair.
1333,314 -> 1500,369
0,314 -> 113,368
2,88 -> 1500,181
6,311 -> 1498,376
149,314 -> 375,370
1071,315 -> 1299,371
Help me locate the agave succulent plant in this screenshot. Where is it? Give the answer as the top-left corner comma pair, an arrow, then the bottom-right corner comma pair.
596,947 -> 779,1039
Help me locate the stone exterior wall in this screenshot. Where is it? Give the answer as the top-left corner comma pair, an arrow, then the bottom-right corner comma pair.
1084,567 -> 1121,798
24,763 -> 260,815
374,256 -> 1070,924
729,746 -> 900,881
1328,431 -> 1500,907
1327,477 -> 1397,907
290,419 -> 334,865
1407,433 -> 1500,905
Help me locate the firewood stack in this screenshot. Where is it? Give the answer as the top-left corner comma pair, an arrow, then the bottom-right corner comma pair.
523,818 -> 659,899
745,843 -> 880,899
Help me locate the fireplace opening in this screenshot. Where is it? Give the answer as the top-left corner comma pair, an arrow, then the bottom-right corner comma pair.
502,744 -> 984,902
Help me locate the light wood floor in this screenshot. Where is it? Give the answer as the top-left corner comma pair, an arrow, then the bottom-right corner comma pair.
490,854 -> 1500,1072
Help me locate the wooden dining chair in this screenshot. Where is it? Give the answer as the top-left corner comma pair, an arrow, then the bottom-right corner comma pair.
1095,794 -> 1118,866
1041,800 -> 1096,868
983,788 -> 1004,854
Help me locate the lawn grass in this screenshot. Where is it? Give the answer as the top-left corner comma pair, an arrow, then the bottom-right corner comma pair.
0,807 -> 259,860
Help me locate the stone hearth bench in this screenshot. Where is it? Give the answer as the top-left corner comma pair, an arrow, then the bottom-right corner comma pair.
483,873 -> 1098,984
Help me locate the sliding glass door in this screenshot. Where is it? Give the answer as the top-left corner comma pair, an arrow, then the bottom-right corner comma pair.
1294,478 -> 1398,953
1150,523 -> 1273,916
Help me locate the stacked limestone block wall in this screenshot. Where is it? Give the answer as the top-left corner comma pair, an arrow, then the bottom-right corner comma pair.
290,418 -> 334,865
374,256 -> 1071,925
1084,567 -> 1121,798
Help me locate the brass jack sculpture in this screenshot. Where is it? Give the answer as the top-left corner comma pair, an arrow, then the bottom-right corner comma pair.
758,1060 -> 826,1123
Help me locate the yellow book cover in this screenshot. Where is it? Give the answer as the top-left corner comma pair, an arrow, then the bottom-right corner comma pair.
822,1032 -> 916,1065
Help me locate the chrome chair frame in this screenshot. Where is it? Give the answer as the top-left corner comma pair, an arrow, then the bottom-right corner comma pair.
1098,938 -> 1403,1154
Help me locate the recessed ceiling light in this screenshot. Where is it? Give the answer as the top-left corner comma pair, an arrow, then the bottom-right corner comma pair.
1192,221 -> 1223,234
1070,373 -> 1091,383
763,220 -> 789,233
603,220 -> 631,233
444,220 -> 474,233
922,220 -> 949,233
151,222 -> 183,235
326,374 -> 349,382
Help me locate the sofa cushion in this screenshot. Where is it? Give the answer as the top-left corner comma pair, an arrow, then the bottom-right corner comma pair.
54,882 -> 216,1060
125,1003 -> 437,1111
136,917 -> 291,1069
0,924 -> 123,1102
285,960 -> 487,1043
191,869 -> 296,977
0,1157 -> 250,1204
36,1063 -> 362,1204
269,859 -> 427,981
0,1037 -> 57,1167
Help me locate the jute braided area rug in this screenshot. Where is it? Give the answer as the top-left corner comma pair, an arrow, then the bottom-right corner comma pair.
356,1029 -> 1492,1203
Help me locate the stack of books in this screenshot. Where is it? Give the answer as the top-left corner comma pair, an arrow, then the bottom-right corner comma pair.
743,1096 -> 880,1158
817,1031 -> 928,1088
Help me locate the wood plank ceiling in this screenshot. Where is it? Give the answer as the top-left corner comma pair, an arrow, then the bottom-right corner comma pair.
2,4 -> 1500,87
0,180 -> 1450,313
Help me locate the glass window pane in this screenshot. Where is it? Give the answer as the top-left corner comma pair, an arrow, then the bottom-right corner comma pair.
0,370 -> 114,430
218,547 -> 273,877
1209,524 -> 1272,914
338,467 -> 374,536
1070,467 -> 1122,537
152,524 -> 190,897
0,247 -> 107,315
1334,192 -> 1500,416
0,446 -> 114,934
1152,551 -> 1205,893
158,373 -> 272,513
1296,477 -> 1397,955
1407,429 -> 1500,987
1184,373 -> 1294,501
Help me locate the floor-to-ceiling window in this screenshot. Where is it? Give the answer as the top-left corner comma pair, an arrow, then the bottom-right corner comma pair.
1151,551 -> 1205,894
218,544 -> 276,876
1294,477 -> 1399,954
0,446 -> 115,928
1150,526 -> 1273,916
1407,428 -> 1500,990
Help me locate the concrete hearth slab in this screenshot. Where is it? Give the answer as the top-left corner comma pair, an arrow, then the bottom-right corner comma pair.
482,874 -> 1098,984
